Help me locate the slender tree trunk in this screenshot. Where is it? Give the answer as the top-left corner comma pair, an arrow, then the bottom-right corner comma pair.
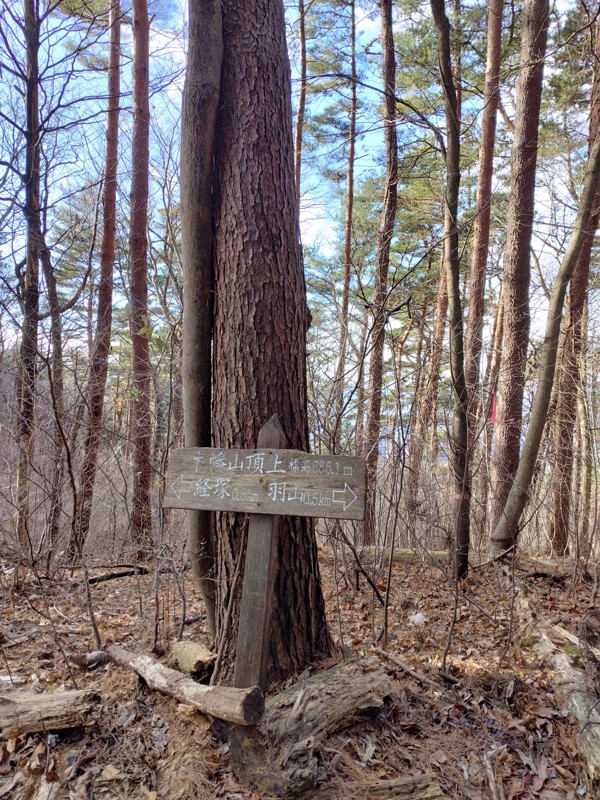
431,0 -> 470,579
355,310 -> 368,454
180,0 -> 222,637
473,282 -> 505,537
294,0 -> 307,209
362,0 -> 398,545
577,363 -> 593,556
210,0 -> 331,684
70,2 -> 121,559
41,245 -> 65,557
488,0 -> 549,542
548,17 -> 600,556
16,0 -> 41,552
490,129 -> 600,553
407,264 -> 447,523
465,0 -> 503,433
129,0 -> 153,556
332,0 -> 357,456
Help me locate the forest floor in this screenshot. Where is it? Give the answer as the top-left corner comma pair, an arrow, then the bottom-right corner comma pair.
0,547 -> 597,799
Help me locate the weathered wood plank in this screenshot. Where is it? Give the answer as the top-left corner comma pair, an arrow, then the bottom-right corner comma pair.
0,689 -> 100,737
234,417 -> 285,691
163,446 -> 365,520
106,645 -> 263,725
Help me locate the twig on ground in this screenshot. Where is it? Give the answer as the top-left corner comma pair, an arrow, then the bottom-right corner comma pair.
373,647 -> 443,691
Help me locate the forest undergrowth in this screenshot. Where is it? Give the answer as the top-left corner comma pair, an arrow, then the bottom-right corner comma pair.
0,548 -> 595,799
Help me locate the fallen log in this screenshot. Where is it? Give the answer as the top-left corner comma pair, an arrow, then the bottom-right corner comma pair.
106,645 -> 262,725
512,583 -> 600,783
230,656 -> 403,797
552,652 -> 600,781
0,689 -> 100,737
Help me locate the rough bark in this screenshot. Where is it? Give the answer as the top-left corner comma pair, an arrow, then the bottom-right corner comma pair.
549,17 -> 600,556
106,645 -> 263,725
490,130 -> 600,553
430,0 -> 470,580
128,0 -> 153,555
0,690 -> 100,737
71,1 -> 121,558
488,0 -> 549,540
363,0 -> 398,545
210,0 -> 330,684
181,0 -> 222,638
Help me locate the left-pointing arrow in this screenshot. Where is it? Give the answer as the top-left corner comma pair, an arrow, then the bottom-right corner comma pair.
170,476 -> 195,501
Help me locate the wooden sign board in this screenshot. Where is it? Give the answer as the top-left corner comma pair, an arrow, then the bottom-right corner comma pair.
164,447 -> 366,521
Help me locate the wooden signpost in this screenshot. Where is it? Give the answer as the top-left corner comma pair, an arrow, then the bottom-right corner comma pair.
164,416 -> 366,692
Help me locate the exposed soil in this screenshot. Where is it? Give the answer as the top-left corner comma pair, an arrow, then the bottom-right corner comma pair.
0,548 -> 595,799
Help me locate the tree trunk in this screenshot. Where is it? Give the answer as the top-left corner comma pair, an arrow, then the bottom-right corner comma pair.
465,0 -> 503,433
549,17 -> 600,556
210,0 -> 330,684
430,0 -> 470,580
41,244 -> 66,560
129,0 -> 153,556
407,263 -> 447,526
294,0 -> 307,209
180,0 -> 222,638
488,0 -> 549,543
363,0 -> 398,545
331,0 -> 357,457
15,0 -> 41,553
71,1 -> 121,558
490,129 -> 600,553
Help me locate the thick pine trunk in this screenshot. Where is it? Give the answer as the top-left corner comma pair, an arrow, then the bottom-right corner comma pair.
488,0 -> 549,548
211,0 -> 330,685
71,2 -> 121,558
363,0 -> 398,545
180,0 -> 222,637
129,0 -> 153,555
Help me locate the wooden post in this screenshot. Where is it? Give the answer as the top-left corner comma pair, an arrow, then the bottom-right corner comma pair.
233,416 -> 286,690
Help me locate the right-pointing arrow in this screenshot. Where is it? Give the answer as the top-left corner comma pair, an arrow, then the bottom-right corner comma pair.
332,483 -> 357,511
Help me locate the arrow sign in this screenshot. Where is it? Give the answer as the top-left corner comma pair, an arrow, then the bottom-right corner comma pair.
164,447 -> 366,520
331,483 -> 358,512
169,475 -> 195,501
